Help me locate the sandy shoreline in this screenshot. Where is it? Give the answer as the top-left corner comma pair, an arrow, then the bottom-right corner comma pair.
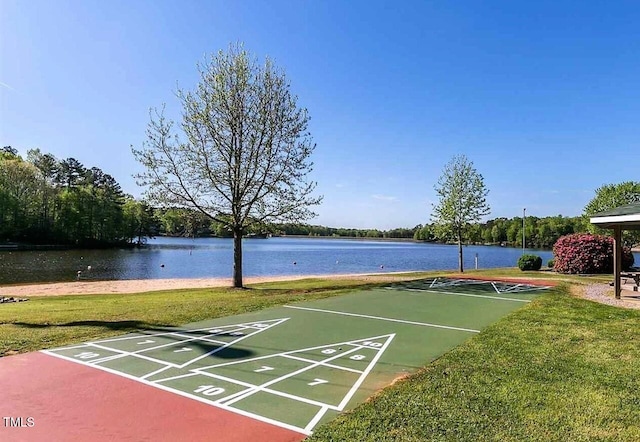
0,272 -> 425,297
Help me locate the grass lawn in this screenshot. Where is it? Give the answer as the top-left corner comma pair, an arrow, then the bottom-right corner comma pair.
0,277 -> 395,356
2,269 -> 638,440
309,283 -> 640,441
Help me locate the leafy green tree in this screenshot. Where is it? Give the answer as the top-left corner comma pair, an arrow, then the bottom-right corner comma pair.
0,155 -> 41,240
26,149 -> 59,238
1,146 -> 18,158
584,181 -> 640,244
491,224 -> 505,243
56,157 -> 86,189
122,198 -> 157,246
482,227 -> 493,244
413,224 -> 433,241
134,44 -> 321,287
431,155 -> 490,272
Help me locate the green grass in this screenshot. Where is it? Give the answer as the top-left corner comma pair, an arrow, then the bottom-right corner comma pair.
3,269 -> 637,440
0,278 -> 390,356
0,269 -> 610,356
309,284 -> 640,441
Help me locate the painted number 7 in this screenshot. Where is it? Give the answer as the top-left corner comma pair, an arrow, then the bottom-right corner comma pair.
194,385 -> 225,396
308,378 -> 328,386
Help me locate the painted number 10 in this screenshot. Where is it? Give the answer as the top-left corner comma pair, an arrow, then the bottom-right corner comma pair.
75,352 -> 100,359
194,385 -> 225,396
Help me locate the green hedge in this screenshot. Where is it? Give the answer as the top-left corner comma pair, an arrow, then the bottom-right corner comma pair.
518,254 -> 542,271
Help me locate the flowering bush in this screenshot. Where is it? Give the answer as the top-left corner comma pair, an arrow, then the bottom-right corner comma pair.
552,233 -> 634,274
518,254 -> 542,271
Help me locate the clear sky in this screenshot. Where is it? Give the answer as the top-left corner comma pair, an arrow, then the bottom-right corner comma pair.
1,0 -> 639,229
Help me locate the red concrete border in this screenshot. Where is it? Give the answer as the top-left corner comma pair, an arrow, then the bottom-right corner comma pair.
1,352 -> 305,442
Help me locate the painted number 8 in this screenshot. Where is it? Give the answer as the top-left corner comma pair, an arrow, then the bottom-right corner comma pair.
350,355 -> 366,361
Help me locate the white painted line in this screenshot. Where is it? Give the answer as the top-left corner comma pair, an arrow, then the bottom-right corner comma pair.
221,346 -> 363,407
281,354 -> 364,374
188,370 -> 340,410
40,350 -> 311,436
44,343 -> 90,351
336,334 -> 395,410
502,283 -> 522,293
399,288 -> 532,303
90,318 -> 285,345
211,387 -> 256,404
260,388 -> 335,410
429,278 -> 489,289
305,406 -> 329,433
91,327 -> 213,344
171,333 -> 226,345
43,331 -> 398,435
140,365 -> 172,380
199,333 -> 400,370
283,305 -> 480,333
90,353 -> 128,365
153,371 -> 199,383
130,331 -> 235,354
157,368 -> 337,412
178,318 -> 289,368
87,343 -> 182,368
86,319 -> 288,369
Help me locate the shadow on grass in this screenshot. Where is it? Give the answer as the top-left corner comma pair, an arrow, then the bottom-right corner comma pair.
10,320 -> 172,331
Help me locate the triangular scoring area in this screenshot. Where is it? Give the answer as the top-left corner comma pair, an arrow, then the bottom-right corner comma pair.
489,281 -> 550,294
428,277 -> 490,289
195,334 -> 395,414
43,318 -> 289,374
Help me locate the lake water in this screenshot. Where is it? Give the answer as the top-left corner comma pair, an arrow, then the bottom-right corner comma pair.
0,236 -> 637,285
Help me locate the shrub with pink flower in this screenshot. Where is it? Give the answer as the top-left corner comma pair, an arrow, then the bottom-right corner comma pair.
552,233 -> 634,274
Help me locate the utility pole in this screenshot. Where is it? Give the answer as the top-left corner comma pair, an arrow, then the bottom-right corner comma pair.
522,207 -> 526,254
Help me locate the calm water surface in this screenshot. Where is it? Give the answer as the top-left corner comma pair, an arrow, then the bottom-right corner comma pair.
1,237 -> 636,285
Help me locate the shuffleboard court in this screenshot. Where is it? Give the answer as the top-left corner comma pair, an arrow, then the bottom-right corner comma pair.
3,278 -> 550,441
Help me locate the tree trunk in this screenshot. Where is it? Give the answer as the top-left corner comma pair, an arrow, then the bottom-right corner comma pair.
232,228 -> 243,288
457,230 -> 464,273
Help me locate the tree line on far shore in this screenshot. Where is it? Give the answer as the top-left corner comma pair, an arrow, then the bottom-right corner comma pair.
280,215 -> 590,249
3,144 -> 637,251
0,146 -> 154,247
151,206 -> 590,250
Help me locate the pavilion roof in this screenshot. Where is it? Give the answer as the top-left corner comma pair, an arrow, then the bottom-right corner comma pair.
590,202 -> 640,230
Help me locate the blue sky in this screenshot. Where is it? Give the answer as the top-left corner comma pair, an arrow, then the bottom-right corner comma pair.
1,1 -> 639,229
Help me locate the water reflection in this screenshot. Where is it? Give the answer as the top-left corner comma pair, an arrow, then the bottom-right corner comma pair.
0,237 -> 633,285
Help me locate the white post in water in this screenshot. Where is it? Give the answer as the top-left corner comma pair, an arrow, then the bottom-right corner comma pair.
475,253 -> 478,270
522,207 -> 526,254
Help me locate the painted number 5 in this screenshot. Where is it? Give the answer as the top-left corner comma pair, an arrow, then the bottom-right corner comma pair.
194,385 -> 225,396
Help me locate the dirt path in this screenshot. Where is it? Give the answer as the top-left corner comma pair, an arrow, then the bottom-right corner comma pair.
0,272 -> 425,297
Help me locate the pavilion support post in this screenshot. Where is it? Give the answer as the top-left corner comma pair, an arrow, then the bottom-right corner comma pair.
613,227 -> 622,299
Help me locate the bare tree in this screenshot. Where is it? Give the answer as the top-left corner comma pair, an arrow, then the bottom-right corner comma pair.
432,155 -> 490,272
133,44 -> 321,287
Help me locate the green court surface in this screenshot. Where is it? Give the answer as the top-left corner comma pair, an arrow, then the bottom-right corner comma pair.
42,278 -> 549,436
